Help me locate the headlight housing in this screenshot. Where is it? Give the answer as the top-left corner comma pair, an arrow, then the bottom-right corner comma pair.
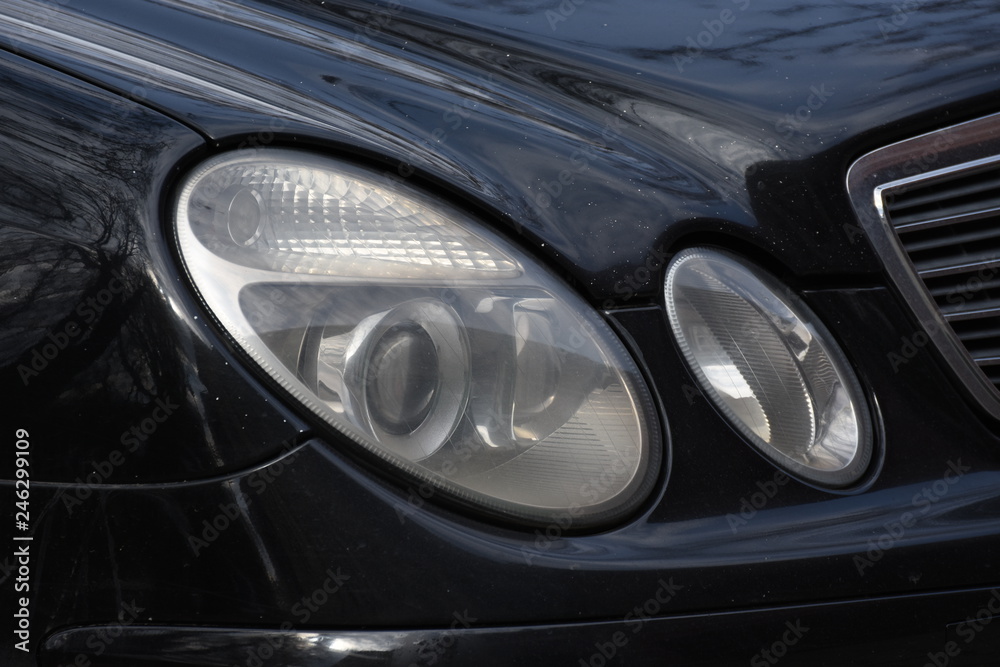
174,149 -> 661,527
665,247 -> 873,488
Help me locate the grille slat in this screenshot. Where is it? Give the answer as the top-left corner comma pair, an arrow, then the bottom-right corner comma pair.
903,216 -> 1000,252
895,206 -> 1000,233
913,255 -> 1000,279
946,320 -> 1000,342
888,167 -> 1000,226
850,113 -> 1000,417
884,160 -> 1000,395
926,275 -> 1000,300
941,305 -> 1000,322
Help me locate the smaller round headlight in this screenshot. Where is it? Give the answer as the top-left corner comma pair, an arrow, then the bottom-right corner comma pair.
665,247 -> 872,488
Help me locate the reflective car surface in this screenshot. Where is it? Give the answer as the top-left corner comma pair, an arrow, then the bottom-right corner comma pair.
1,1 -> 1000,665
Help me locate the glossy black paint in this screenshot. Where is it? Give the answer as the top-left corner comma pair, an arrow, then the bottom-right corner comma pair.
0,49 -> 309,485
0,0 -> 999,665
7,0 -> 1000,294
34,585 -> 1000,666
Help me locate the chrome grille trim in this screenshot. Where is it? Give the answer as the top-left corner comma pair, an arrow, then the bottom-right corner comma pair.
895,206 -> 1000,234
847,112 -> 1000,419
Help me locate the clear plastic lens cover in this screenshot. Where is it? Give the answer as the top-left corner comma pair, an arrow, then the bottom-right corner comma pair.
665,247 -> 872,488
184,158 -> 519,280
175,150 -> 660,527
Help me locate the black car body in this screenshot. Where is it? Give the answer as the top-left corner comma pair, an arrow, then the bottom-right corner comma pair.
2,0 -> 1000,665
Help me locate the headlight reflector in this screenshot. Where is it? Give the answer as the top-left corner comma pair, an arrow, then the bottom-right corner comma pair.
175,150 -> 660,527
665,248 -> 872,488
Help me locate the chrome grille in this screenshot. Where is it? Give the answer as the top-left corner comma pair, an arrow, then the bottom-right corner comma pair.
848,112 -> 1000,418
885,163 -> 1000,387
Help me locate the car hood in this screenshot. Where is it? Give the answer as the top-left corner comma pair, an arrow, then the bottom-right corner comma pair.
2,0 -> 1000,301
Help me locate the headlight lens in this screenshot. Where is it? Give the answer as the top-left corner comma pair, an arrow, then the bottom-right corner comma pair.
665,247 -> 872,488
175,150 -> 660,527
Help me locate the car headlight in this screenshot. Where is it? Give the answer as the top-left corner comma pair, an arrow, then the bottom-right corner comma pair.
174,149 -> 661,527
665,247 -> 873,488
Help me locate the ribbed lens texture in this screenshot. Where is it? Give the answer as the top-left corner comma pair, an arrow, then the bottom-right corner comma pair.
176,150 -> 659,527
682,271 -> 816,458
666,248 -> 872,487
187,164 -> 518,278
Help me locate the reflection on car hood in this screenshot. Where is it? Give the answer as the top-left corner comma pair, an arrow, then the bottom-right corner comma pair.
1,0 -> 999,298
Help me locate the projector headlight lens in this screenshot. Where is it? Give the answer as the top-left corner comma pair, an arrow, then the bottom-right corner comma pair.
665,247 -> 872,488
175,150 -> 660,527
